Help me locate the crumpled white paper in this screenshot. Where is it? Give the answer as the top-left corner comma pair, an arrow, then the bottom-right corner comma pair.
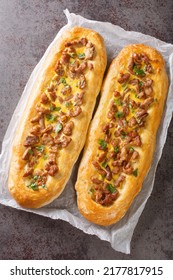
0,10 -> 173,254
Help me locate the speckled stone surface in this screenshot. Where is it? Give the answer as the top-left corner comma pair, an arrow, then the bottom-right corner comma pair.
0,0 -> 173,260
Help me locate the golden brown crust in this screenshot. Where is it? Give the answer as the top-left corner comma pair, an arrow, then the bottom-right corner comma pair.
8,26 -> 107,208
75,44 -> 168,226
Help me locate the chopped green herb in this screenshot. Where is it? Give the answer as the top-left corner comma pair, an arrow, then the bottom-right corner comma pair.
90,188 -> 95,193
46,114 -> 57,122
43,154 -> 48,160
129,146 -> 134,152
65,101 -> 72,107
101,161 -> 108,168
139,81 -> 144,87
33,175 -> 40,180
114,146 -> 119,153
115,111 -> 124,118
121,131 -> 127,139
133,168 -> 138,177
69,52 -> 76,58
135,94 -> 139,99
115,98 -> 123,106
41,184 -> 48,190
35,145 -> 45,152
133,65 -> 145,76
107,184 -> 117,194
28,149 -> 33,155
28,182 -> 39,191
50,105 -> 61,112
122,83 -> 127,89
59,77 -> 68,86
98,139 -> 107,150
78,53 -> 85,59
55,122 -> 63,133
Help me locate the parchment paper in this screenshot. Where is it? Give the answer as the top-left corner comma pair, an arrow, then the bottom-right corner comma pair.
0,10 -> 173,254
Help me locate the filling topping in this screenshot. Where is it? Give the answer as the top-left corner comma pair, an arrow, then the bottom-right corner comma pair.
90,51 -> 155,206
22,37 -> 95,190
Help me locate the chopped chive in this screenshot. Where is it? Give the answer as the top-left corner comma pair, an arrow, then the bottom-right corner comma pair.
129,146 -> 134,152
46,114 -> 57,122
133,65 -> 145,76
133,168 -> 138,177
114,146 -> 119,153
50,105 -> 61,112
115,98 -> 123,106
27,182 -> 39,191
55,122 -> 63,133
115,111 -> 124,118
101,161 -> 108,168
98,139 -> 107,150
35,145 -> 44,152
28,149 -> 33,155
78,53 -> 85,59
41,184 -> 48,190
65,101 -> 72,107
59,77 -> 68,86
107,184 -> 117,194
122,83 -> 127,89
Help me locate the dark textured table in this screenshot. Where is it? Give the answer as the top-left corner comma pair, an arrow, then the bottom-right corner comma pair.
0,0 -> 173,260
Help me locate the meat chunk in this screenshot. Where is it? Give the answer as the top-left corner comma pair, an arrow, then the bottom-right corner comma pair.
54,61 -> 64,76
131,150 -> 139,160
144,86 -> 153,96
49,91 -> 57,101
74,91 -> 85,106
31,112 -> 43,123
144,78 -> 153,87
69,106 -> 82,117
92,160 -> 107,176
22,148 -> 32,160
128,116 -> 137,127
41,93 -> 49,104
136,109 -> 148,120
114,174 -> 126,187
128,57 -> 134,73
60,52 -> 70,64
78,74 -> 86,89
130,135 -> 142,147
96,190 -> 118,206
42,133 -> 54,146
145,63 -> 153,73
48,153 -> 56,165
123,163 -> 134,174
54,135 -> 72,148
85,42 -> 95,60
24,135 -> 39,147
105,165 -> 112,181
79,37 -> 88,46
90,176 -> 102,184
23,167 -> 33,177
30,125 -> 41,136
140,97 -> 154,109
45,164 -> 58,177
35,105 -> 50,114
97,151 -> 106,162
75,62 -> 87,75
61,85 -> 72,95
118,73 -> 130,84
41,124 -> 53,134
63,121 -> 74,136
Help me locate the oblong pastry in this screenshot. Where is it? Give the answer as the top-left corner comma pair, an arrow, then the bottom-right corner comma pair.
8,26 -> 107,208
75,44 -> 168,226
